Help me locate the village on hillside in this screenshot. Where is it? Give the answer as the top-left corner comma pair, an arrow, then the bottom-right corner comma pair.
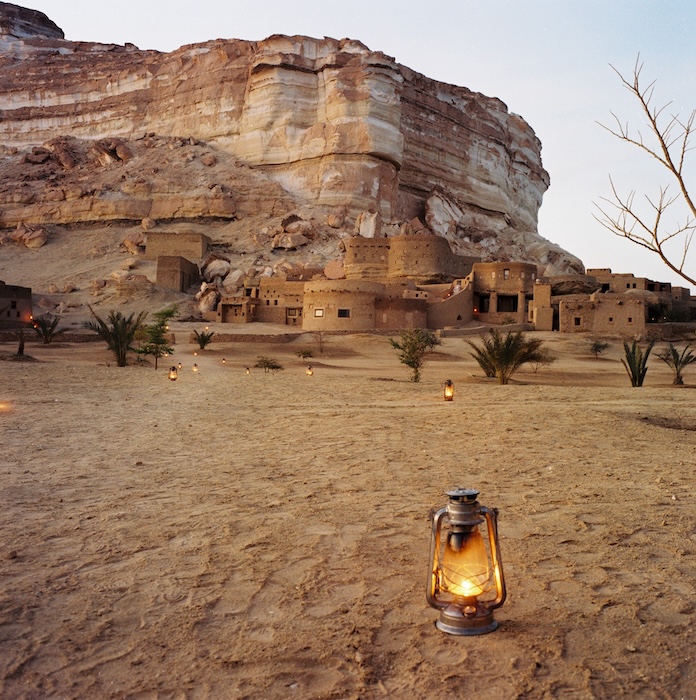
5,221 -> 693,340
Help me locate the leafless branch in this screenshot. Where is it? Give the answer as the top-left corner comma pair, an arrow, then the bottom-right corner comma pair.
594,55 -> 696,287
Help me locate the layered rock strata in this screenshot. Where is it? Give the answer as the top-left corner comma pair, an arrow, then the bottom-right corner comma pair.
0,3 -> 583,275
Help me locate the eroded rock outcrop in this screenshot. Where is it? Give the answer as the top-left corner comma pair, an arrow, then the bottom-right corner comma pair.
0,3 -> 584,276
0,134 -> 295,227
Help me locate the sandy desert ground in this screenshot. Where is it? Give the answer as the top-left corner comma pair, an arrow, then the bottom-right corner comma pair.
1,328 -> 695,699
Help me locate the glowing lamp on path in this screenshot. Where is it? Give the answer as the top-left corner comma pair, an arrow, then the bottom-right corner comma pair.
168,366 -> 178,381
444,380 -> 454,401
192,363 -> 199,373
222,358 -> 226,365
245,367 -> 250,375
177,362 -> 183,370
427,488 -> 506,635
306,365 -> 314,376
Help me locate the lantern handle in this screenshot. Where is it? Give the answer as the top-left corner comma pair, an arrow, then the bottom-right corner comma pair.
426,507 -> 448,610
481,506 -> 506,610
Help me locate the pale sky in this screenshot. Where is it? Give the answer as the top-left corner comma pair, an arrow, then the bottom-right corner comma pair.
15,0 -> 696,287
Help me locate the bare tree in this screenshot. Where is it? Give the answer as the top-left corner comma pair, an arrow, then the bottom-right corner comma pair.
595,56 -> 696,287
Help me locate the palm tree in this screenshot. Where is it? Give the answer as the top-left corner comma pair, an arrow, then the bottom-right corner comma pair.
656,342 -> 696,385
467,329 -> 546,385
33,315 -> 60,344
193,329 -> 215,350
621,339 -> 655,387
84,306 -> 147,367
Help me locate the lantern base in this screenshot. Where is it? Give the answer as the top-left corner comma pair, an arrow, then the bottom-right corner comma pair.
435,603 -> 499,636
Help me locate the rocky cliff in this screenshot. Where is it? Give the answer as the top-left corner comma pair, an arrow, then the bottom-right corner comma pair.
0,2 -> 583,278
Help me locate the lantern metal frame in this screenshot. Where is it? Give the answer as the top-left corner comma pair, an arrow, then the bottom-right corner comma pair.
168,365 -> 178,381
426,487 -> 506,635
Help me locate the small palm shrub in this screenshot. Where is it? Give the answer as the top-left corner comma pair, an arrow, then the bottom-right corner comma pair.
255,356 -> 284,373
621,339 -> 655,387
33,315 -> 60,344
656,342 -> 696,385
84,306 -> 148,367
193,329 -> 215,349
467,329 -> 546,385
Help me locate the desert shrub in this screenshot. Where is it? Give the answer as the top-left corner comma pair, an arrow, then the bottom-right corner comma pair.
467,329 -> 547,385
530,348 -> 557,373
84,306 -> 148,367
389,328 -> 440,383
621,339 -> 655,387
255,356 -> 284,373
590,339 -> 610,358
656,342 -> 696,385
296,350 -> 313,360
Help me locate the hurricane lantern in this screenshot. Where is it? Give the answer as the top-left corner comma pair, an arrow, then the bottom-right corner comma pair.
444,380 -> 454,401
306,365 -> 314,376
177,362 -> 183,370
192,363 -> 199,373
427,487 -> 506,635
222,358 -> 226,365
168,366 -> 178,381
245,367 -> 251,375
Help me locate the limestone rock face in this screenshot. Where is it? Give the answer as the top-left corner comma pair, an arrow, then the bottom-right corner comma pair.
0,4 -> 584,276
425,188 -> 584,276
0,2 -> 63,41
